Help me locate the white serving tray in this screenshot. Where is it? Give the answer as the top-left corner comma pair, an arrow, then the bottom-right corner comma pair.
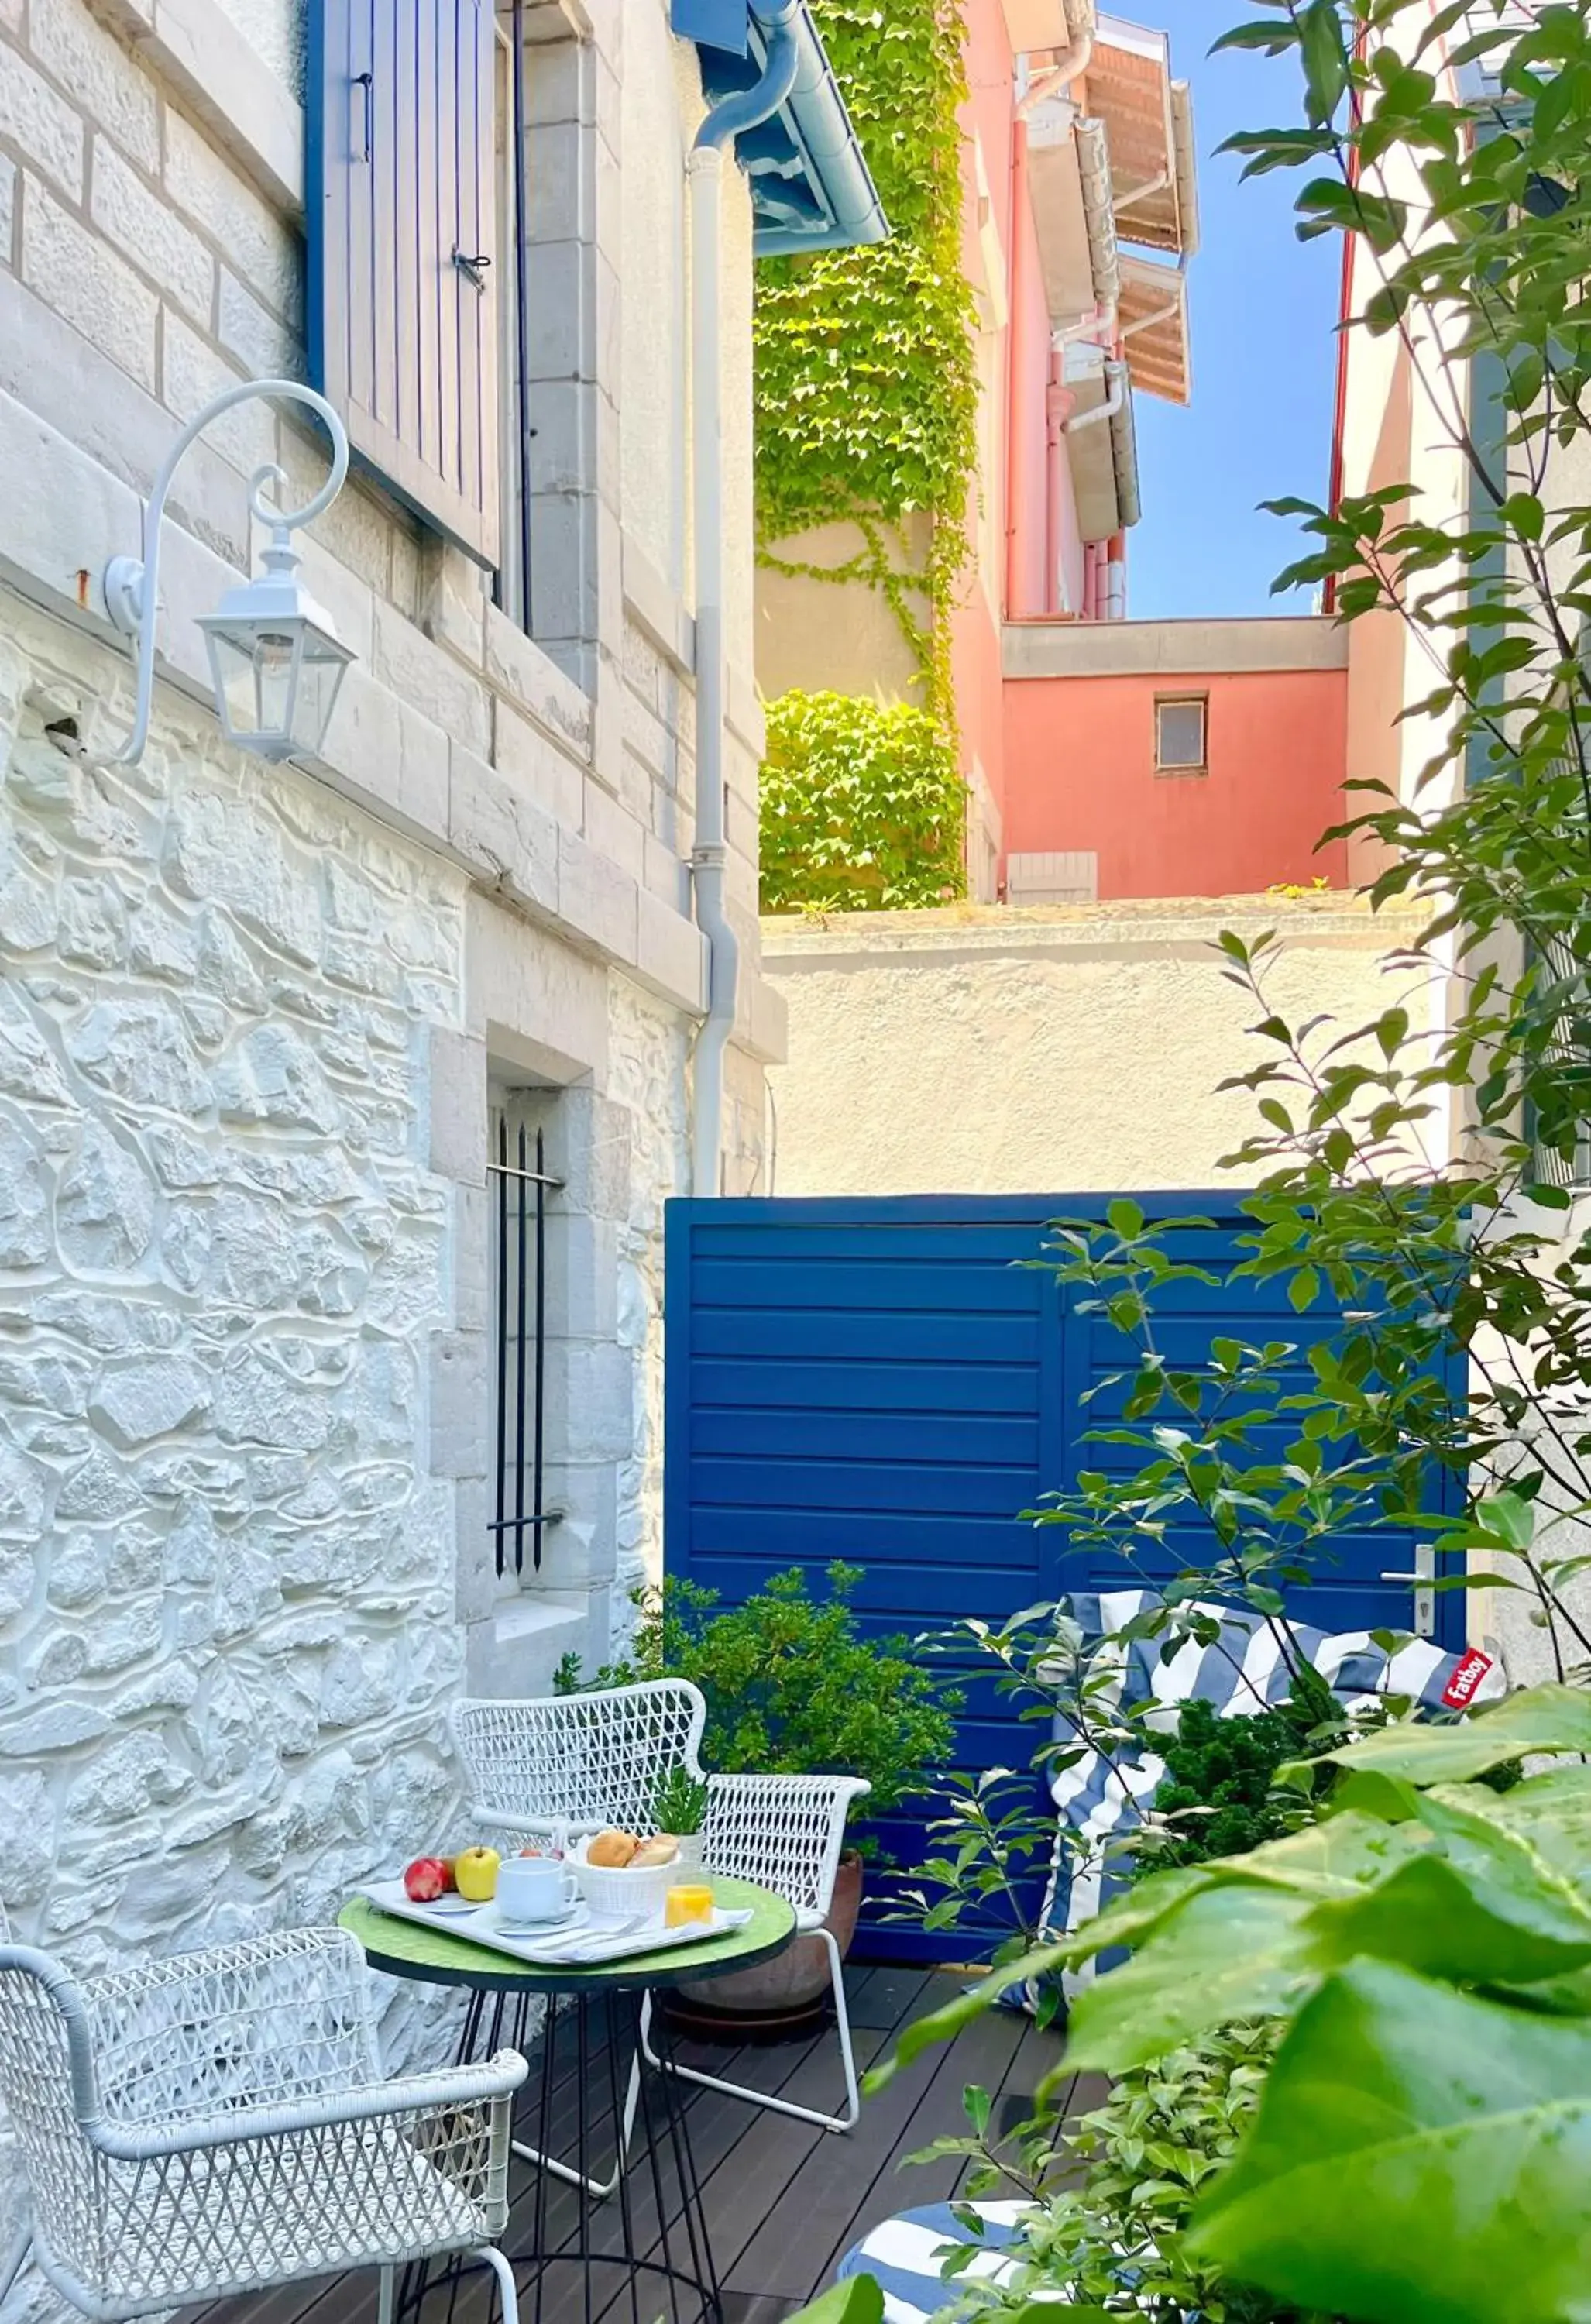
358,1880 -> 748,1968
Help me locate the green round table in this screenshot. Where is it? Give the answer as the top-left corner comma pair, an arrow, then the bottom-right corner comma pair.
338,1874 -> 794,1995
340,1877 -> 796,2324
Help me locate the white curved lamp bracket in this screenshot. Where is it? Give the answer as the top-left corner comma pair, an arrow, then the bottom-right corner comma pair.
103,377 -> 349,766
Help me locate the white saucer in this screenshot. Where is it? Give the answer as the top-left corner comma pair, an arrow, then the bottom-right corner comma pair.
493,1902 -> 582,1936
416,1895 -> 479,1917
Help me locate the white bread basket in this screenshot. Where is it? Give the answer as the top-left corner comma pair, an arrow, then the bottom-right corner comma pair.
569,1834 -> 681,1919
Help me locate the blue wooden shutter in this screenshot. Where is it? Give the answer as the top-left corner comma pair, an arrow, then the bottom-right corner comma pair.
308,0 -> 499,566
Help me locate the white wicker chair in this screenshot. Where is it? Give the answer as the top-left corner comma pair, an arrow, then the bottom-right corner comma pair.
0,1925 -> 527,2324
450,1686 -> 871,2138
642,1770 -> 872,2134
449,1681 -> 709,1848
448,1680 -> 709,2198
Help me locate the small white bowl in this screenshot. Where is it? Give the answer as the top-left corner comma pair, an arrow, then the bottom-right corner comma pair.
569,1836 -> 681,1920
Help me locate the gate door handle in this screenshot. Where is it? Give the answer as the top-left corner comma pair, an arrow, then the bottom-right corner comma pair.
453,249 -> 492,292
1379,1542 -> 1436,1639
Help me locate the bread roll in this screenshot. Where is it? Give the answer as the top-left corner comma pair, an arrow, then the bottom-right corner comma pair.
631,1834 -> 679,1869
587,1829 -> 639,1868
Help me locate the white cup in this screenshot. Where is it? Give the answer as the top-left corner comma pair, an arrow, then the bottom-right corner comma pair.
497,1857 -> 579,1927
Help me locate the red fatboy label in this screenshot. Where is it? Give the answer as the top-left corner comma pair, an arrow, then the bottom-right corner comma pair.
1442,1648 -> 1494,1709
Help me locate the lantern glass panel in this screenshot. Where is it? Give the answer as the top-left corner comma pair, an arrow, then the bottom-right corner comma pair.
201,616 -> 350,758
288,635 -> 352,754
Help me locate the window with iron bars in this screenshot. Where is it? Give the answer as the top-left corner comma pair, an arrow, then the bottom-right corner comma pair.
488,1109 -> 564,1577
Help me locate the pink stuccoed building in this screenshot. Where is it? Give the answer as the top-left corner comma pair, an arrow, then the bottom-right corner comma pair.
758,0 -> 1356,906
949,0 -> 1352,904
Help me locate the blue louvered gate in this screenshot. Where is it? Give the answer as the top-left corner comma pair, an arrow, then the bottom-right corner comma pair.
663,1194 -> 1466,1962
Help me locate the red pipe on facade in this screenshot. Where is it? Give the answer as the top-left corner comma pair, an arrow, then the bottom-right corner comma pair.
1044,356 -> 1077,614
1005,119 -> 1038,619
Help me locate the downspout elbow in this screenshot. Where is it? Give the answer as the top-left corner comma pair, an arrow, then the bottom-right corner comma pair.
1016,30 -> 1093,116
1064,369 -> 1123,434
693,1 -> 802,152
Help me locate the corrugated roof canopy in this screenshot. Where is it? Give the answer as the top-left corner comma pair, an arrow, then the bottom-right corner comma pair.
1119,253 -> 1190,404
1086,15 -> 1197,256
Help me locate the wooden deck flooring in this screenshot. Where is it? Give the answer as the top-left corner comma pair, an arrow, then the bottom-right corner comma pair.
194,1966 -> 1101,2324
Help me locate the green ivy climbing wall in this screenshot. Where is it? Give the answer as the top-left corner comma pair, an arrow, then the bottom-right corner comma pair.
755,0 -> 978,912
761,692 -> 967,913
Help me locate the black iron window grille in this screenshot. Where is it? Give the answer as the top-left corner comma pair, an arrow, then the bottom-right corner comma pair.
489,1119 -> 564,1576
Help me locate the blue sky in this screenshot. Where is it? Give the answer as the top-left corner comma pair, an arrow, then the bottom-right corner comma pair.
1124,0 -> 1343,618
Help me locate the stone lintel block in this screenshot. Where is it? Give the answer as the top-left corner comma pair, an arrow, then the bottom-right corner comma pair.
373,600 -> 492,762
421,541 -> 488,668
483,603 -> 593,762
449,743 -> 562,921
496,700 -> 586,834
429,1330 -> 490,1480
428,1028 -> 487,1186
643,832 -> 689,913
580,774 -> 645,886
558,827 -> 637,969
636,888 -> 707,1017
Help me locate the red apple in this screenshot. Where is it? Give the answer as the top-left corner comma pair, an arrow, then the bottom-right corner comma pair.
404,1856 -> 449,1903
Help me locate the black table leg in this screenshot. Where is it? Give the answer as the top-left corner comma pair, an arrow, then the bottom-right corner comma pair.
394,1985 -> 723,2324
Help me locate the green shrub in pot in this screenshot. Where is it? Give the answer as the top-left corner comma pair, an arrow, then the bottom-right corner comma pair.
557,1562 -> 960,1841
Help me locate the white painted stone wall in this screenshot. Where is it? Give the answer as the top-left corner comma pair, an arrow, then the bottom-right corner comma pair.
0,0 -> 786,2285
0,597 -> 472,1965
0,595 -> 472,2312
0,592 -> 723,2318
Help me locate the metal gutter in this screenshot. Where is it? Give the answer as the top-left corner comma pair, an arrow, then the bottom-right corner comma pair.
1169,80 -> 1199,256
769,4 -> 888,252
1108,358 -> 1141,527
1075,113 -> 1121,310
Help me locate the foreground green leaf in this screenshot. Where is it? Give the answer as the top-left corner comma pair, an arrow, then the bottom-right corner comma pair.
1287,1684 -> 1591,1786
1306,1849 -> 1591,1986
1065,1883 -> 1325,2072
778,2277 -> 885,2324
866,1867 -> 1212,2090
1188,1961 -> 1591,2324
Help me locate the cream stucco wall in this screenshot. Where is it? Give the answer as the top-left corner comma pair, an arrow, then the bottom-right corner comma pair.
754,517 -> 936,708
763,896 -> 1432,1195
622,27 -> 691,597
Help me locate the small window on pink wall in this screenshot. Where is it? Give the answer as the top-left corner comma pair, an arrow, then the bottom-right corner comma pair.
1155,695 -> 1208,773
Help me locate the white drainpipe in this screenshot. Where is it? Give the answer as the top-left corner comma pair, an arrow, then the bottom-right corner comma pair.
1064,361 -> 1125,435
687,6 -> 800,1198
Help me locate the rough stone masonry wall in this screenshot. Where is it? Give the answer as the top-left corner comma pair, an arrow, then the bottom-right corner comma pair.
0,601 -> 472,2040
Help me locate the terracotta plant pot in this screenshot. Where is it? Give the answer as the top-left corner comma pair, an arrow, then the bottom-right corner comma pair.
674,1850 -> 864,2024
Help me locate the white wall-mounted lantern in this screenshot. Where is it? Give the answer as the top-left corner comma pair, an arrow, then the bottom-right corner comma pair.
103,378 -> 352,768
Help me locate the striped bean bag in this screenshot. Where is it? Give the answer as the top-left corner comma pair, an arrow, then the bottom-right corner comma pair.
836,2203 -> 1030,2324
1002,1589 -> 1504,2012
